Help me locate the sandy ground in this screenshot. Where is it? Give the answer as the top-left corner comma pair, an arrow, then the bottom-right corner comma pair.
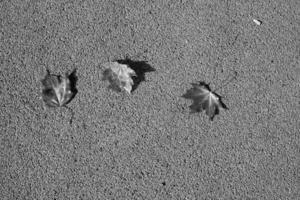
1,0 -> 300,199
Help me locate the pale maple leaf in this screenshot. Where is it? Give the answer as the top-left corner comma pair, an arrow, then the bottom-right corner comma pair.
102,62 -> 136,93
41,70 -> 77,107
182,82 -> 227,120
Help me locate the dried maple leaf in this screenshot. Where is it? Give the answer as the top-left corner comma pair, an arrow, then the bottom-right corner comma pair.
41,69 -> 77,107
102,62 -> 136,93
116,59 -> 155,92
182,82 -> 227,120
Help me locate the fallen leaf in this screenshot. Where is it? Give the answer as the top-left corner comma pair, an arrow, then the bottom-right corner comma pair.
102,62 -> 136,93
116,59 -> 155,92
41,69 -> 77,107
182,82 -> 227,120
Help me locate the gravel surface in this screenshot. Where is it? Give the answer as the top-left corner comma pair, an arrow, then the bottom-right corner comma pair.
1,0 -> 299,199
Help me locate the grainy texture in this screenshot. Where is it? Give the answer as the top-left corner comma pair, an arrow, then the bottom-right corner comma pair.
1,0 -> 299,199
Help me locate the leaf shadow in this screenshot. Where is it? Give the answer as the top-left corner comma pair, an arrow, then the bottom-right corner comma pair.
65,69 -> 78,105
116,59 -> 156,92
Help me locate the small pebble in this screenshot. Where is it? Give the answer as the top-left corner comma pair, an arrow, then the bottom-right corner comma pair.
253,19 -> 262,25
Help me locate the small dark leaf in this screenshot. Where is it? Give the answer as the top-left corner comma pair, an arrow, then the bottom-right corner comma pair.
41,69 -> 78,107
182,82 -> 227,120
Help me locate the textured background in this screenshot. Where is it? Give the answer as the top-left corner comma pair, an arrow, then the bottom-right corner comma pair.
1,0 -> 299,199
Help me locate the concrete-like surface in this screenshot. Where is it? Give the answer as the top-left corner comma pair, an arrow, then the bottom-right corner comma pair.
1,0 -> 299,199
